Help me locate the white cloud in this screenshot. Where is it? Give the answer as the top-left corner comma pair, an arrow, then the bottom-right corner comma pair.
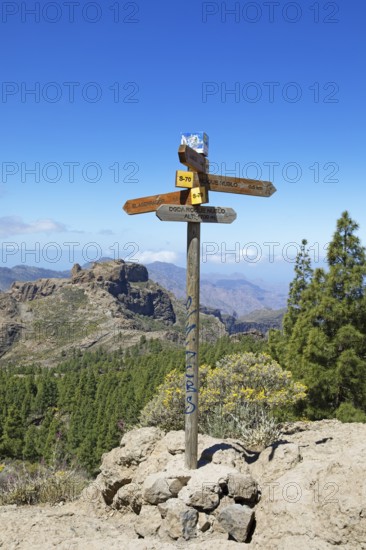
137,250 -> 178,264
0,216 -> 67,238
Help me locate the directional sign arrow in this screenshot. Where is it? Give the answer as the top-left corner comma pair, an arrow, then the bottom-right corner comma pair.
178,144 -> 207,173
197,174 -> 276,197
156,205 -> 237,224
123,189 -> 192,215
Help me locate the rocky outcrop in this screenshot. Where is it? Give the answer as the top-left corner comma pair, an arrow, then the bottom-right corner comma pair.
0,321 -> 23,358
250,420 -> 366,549
199,306 -> 223,323
81,421 -> 366,548
71,261 -> 148,291
72,260 -> 147,283
0,293 -> 22,357
125,263 -> 149,283
71,261 -> 174,322
10,278 -> 64,302
223,316 -> 281,336
0,293 -> 19,318
120,286 -> 175,323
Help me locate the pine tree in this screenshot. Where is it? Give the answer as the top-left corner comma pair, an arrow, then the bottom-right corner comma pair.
325,212 -> 366,411
272,212 -> 366,420
37,409 -> 54,458
34,373 -> 58,413
1,405 -> 25,457
269,240 -> 313,365
283,239 -> 313,337
23,425 -> 40,461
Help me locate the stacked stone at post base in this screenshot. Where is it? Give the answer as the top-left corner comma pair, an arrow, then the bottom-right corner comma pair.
86,427 -> 259,542
84,421 -> 366,548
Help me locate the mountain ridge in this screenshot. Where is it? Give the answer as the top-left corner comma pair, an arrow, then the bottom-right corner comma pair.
146,261 -> 288,316
0,261 -> 288,316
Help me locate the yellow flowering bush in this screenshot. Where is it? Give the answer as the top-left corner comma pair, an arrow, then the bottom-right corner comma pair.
201,352 -> 306,414
139,352 -> 307,447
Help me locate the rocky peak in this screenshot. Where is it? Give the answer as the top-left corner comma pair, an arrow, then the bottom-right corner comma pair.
0,260 -> 176,363
9,261 -> 151,304
67,260 -> 173,321
71,260 -> 148,291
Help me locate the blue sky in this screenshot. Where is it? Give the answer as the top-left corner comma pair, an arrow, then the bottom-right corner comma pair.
1,1 -> 365,283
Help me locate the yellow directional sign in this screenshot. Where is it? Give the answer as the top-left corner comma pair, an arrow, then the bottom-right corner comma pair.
176,170 -> 195,189
190,186 -> 208,205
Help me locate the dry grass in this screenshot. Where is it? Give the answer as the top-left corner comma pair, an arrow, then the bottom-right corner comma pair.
0,461 -> 90,506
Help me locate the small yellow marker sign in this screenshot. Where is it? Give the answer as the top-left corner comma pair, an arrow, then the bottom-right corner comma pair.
190,186 -> 208,205
176,170 -> 195,189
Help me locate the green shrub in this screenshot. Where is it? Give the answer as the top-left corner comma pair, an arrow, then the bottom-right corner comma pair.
335,402 -> 366,423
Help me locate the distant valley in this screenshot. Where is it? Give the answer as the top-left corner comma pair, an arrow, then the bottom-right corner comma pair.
146,261 -> 288,316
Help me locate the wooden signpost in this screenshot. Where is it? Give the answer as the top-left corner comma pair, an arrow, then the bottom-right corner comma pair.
123,189 -> 192,215
198,174 -> 276,198
178,144 -> 207,173
123,135 -> 277,470
156,205 -> 237,224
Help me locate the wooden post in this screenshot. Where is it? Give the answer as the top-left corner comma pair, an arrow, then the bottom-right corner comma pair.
123,137 -> 277,470
185,221 -> 200,469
